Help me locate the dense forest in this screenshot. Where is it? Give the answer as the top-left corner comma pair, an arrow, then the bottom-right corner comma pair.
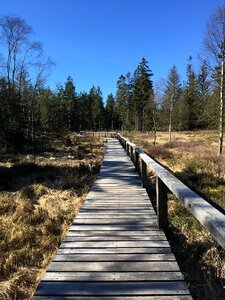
0,6 -> 224,153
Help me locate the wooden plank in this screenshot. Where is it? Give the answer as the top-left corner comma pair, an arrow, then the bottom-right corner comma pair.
69,225 -> 159,231
63,236 -> 167,241
72,219 -> 156,224
80,206 -> 152,209
72,219 -> 157,225
53,253 -> 176,261
82,203 -> 152,206
88,189 -> 148,193
79,209 -> 154,212
34,282 -> 190,296
67,229 -> 163,233
42,271 -> 184,281
66,230 -> 164,236
81,205 -> 152,208
47,261 -> 180,272
84,199 -> 150,202
57,247 -> 172,254
60,241 -> 170,248
32,296 -> 192,300
76,213 -> 156,217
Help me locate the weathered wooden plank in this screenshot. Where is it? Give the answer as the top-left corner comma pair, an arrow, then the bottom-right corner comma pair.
69,225 -> 159,231
74,216 -> 155,220
57,247 -> 172,254
63,236 -> 167,241
72,219 -> 157,225
71,218 -> 155,222
80,206 -> 152,210
34,281 -> 190,296
42,271 -> 183,281
84,199 -> 150,202
92,184 -> 142,188
32,296 -> 192,300
88,189 -> 149,193
91,185 -> 146,189
47,261 -> 180,272
66,230 -> 163,235
76,213 -> 156,218
82,203 -> 152,206
79,209 -> 154,213
88,190 -> 147,193
80,203 -> 151,210
94,179 -> 141,183
60,241 -> 170,248
53,253 -> 175,261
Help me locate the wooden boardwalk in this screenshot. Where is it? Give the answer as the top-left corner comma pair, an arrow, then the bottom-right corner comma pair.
32,138 -> 191,299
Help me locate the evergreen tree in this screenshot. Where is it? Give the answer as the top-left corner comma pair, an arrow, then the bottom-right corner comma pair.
105,93 -> 115,130
63,76 -> 77,131
77,92 -> 89,130
88,86 -> 105,130
114,74 -> 130,130
184,56 -> 198,130
132,58 -> 153,131
162,65 -> 182,141
196,61 -> 212,128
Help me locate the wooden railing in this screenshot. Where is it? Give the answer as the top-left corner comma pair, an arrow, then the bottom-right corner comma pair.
117,133 -> 225,250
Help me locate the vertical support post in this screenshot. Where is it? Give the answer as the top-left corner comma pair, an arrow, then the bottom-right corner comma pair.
135,150 -> 140,173
130,145 -> 134,162
156,176 -> 168,229
141,159 -> 147,188
126,143 -> 129,156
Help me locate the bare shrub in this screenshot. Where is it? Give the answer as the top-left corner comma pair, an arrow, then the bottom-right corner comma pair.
146,145 -> 174,160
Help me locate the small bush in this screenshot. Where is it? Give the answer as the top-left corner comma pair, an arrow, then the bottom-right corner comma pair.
20,186 -> 36,202
26,207 -> 48,225
183,159 -> 198,173
147,146 -> 174,160
0,195 -> 16,215
20,184 -> 47,203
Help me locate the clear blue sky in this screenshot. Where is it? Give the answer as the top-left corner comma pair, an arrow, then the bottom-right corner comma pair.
1,0 -> 224,100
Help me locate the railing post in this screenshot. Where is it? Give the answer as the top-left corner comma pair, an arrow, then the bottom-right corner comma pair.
141,159 -> 147,188
130,145 -> 134,162
126,143 -> 129,156
156,176 -> 168,229
135,150 -> 140,174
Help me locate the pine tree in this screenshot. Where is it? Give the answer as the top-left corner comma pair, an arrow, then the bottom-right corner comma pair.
132,58 -> 153,131
105,93 -> 115,130
77,92 -> 89,130
196,61 -> 212,128
63,76 -> 77,131
88,86 -> 105,130
184,56 -> 198,130
162,65 -> 182,141
115,74 -> 130,130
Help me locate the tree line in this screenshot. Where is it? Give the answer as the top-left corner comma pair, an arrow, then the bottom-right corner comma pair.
0,4 -> 225,154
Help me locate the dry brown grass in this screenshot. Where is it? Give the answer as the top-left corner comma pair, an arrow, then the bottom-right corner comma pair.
0,132 -> 106,299
125,130 -> 225,299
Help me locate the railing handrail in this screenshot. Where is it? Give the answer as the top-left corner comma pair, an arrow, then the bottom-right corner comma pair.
117,133 -> 225,250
